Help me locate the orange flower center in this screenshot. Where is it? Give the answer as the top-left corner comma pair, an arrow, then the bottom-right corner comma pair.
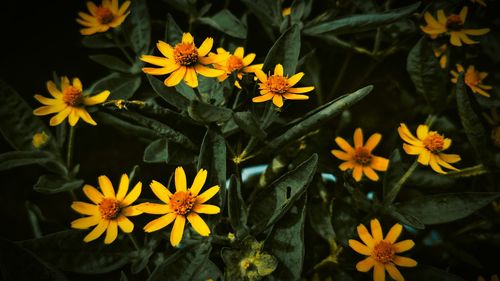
423,133 -> 445,153
372,241 -> 395,264
354,147 -> 372,165
446,14 -> 463,31
266,75 -> 289,94
173,43 -> 199,66
99,198 -> 121,220
95,7 -> 115,24
169,191 -> 196,215
63,86 -> 83,106
465,67 -> 481,87
227,56 -> 244,72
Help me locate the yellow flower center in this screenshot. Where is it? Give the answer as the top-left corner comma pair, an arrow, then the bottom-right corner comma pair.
173,43 -> 199,66
266,75 -> 289,94
63,86 -> 83,106
227,56 -> 244,72
423,132 -> 445,153
99,198 -> 121,220
169,191 -> 196,215
372,241 -> 395,264
446,14 -> 464,31
96,7 -> 115,24
465,67 -> 481,87
353,147 -> 372,165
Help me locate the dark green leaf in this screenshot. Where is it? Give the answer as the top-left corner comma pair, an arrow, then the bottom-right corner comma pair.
125,0 -> 151,55
383,149 -> 404,198
120,272 -> 129,281
233,111 -> 267,140
20,230 -> 136,274
241,0 -> 281,29
89,54 -> 132,73
0,237 -> 68,281
303,2 -> 420,35
188,100 -> 233,123
265,194 -> 307,281
197,76 -> 227,105
90,73 -> 141,100
164,13 -> 184,45
398,192 -> 500,225
33,175 -> 84,194
94,111 -> 158,143
307,179 -> 336,241
147,242 -> 212,281
261,86 -> 372,155
0,150 -> 66,175
143,138 -> 196,165
387,207 -> 425,230
147,75 -> 189,111
406,37 -> 447,108
197,9 -> 247,39
81,33 -> 115,49
228,175 -> 249,237
143,138 -> 167,163
263,24 -> 301,75
164,0 -> 197,15
248,154 -> 318,234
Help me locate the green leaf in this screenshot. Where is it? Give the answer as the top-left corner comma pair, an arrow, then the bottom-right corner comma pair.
303,2 -> 420,35
20,230 -> 136,274
307,179 -> 336,241
387,206 -> 425,230
248,154 -> 318,234
120,272 -> 129,281
241,0 -> 281,29
81,33 -> 115,49
265,194 -> 307,281
233,111 -> 267,140
398,192 -> 500,225
383,149 -> 404,198
143,138 -> 167,163
147,242 -> 212,281
197,9 -> 247,39
187,100 -> 233,123
94,111 -> 158,143
143,138 -> 196,165
456,72 -> 495,167
89,54 -> 133,73
228,175 -> 249,237
263,24 -> 301,75
33,175 -> 84,194
447,164 -> 488,178
0,237 -> 68,281
164,13 -> 184,45
0,150 -> 66,175
147,75 -> 189,111
125,0 -> 151,55
0,80 -> 58,153
197,75 -> 227,105
261,86 -> 372,155
90,73 -> 141,100
406,37 -> 447,108
405,265 -> 466,281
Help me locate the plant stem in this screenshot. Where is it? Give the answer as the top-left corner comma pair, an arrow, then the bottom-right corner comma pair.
193,87 -> 203,101
113,30 -> 135,64
384,159 -> 419,205
66,125 -> 77,201
128,234 -> 152,276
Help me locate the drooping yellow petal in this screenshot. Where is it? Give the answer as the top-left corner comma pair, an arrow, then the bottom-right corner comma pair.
254,69 -> 268,83
115,174 -> 129,201
117,215 -> 134,233
354,128 -> 364,148
190,169 -> 207,196
170,215 -> 186,246
121,182 -> 142,206
144,213 -> 177,232
417,149 -> 431,165
184,67 -> 199,88
356,257 -> 375,272
83,185 -> 104,204
398,123 -> 422,146
385,263 -> 404,281
253,93 -> 274,103
384,223 -> 402,243
335,137 -> 355,153
373,263 -> 385,281
193,204 -> 220,214
458,32 -> 478,45
71,201 -> 99,216
402,143 -> 423,155
77,109 -> 97,126
348,239 -> 371,255
104,220 -> 118,244
68,109 -> 80,127
393,256 -> 418,267
84,220 -> 109,242
287,86 -> 315,94
150,180 -> 173,203
98,175 -> 115,198
71,216 -> 100,229
393,240 -> 415,253
352,165 -> 363,182
187,212 -> 211,236
137,202 -> 171,214
450,32 -> 462,47
429,154 -> 446,174
83,90 -> 110,106
196,186 -> 220,204
436,156 -> 460,171
370,219 -> 383,241
363,166 -> 379,181
175,166 -> 187,192
272,94 -> 284,108
165,67 -> 187,87
357,224 -> 375,249
49,107 -> 72,126
439,153 -> 461,163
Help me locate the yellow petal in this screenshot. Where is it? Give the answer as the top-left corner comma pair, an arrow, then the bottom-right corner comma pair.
121,205 -> 142,216
115,174 -> 129,201
34,94 -> 59,105
429,154 -> 446,174
450,32 -> 462,47
234,47 -> 244,59
46,80 -> 64,97
121,182 -> 142,206
393,240 -> 415,253
33,104 -> 66,116
398,123 -> 421,146
370,219 -> 383,241
83,90 -> 110,106
463,28 -> 490,35
385,263 -> 404,281
402,143 -> 423,155
242,53 -> 256,66
196,186 -> 220,204
335,137 -> 354,153
104,220 -> 118,244
182,32 -> 194,44
140,55 -> 170,66
170,215 -> 186,246
283,93 -> 309,100
287,86 -> 314,94
357,224 -> 375,248
118,1 -> 131,15
71,201 -> 99,216
424,12 -> 441,28
49,107 -> 72,126
458,32 -> 478,45
187,212 -> 211,236
354,128 -> 364,148
339,161 -> 355,171
348,239 -> 371,255
393,256 -> 418,267
353,165 -> 363,181
61,76 -> 70,92
165,67 -> 187,87
193,204 -> 220,214
331,150 -> 351,161
98,175 -> 115,198
371,156 -> 389,171
373,262 -> 385,281
71,216 -> 100,229
190,169 -> 207,196
68,109 -> 80,127
363,166 -> 379,181
417,149 -> 431,165
73,78 -> 83,91
439,153 -> 461,163
77,109 -> 97,126
193,64 -> 225,77
416,124 -> 429,141
254,69 -> 268,83
436,155 -> 460,171
365,133 -> 381,152
117,215 -> 134,233
144,213 -> 176,232
137,202 -> 171,214
150,180 -> 173,203
197,37 -> 213,57
287,72 -> 304,87
142,65 -> 179,75
83,185 -> 104,204
184,67 -> 199,88
175,166 -> 187,192
253,93 -> 274,103
157,40 -> 174,58
83,220 -> 109,243
272,94 -> 284,108
459,6 -> 468,22
274,64 -> 284,76
356,257 -> 375,272
437,10 -> 447,25
384,223 -> 402,243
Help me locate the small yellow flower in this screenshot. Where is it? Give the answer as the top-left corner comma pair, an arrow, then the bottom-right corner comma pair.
213,47 -> 263,88
478,275 -> 500,281
331,128 -> 389,182
349,219 -> 417,281
398,123 -> 461,174
420,7 -> 490,47
32,131 -> 49,149
141,33 -> 228,88
71,174 -> 142,244
282,7 -> 292,17
77,0 -> 131,36
450,64 -> 492,98
137,167 -> 220,247
252,64 -> 314,108
432,44 -> 448,69
33,76 -> 110,127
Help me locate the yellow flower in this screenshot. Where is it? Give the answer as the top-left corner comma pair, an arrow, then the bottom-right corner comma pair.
432,44 -> 448,69
331,128 -> 389,182
478,275 -> 500,281
71,174 -> 142,244
137,167 -> 220,247
32,131 -> 49,149
349,219 -> 417,281
252,64 -> 315,108
451,64 -> 492,98
398,123 -> 461,174
420,7 -> 490,47
213,47 -> 263,88
77,0 -> 131,36
282,7 -> 292,16
33,76 -> 110,127
141,33 -> 227,88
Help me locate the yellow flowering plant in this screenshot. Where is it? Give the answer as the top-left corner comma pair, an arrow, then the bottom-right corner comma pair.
1,0 -> 500,280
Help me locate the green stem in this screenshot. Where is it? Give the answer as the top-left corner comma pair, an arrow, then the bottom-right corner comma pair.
241,102 -> 275,157
128,234 -> 152,276
113,31 -> 135,64
193,87 -> 203,101
384,159 -> 419,205
66,125 -> 75,169
232,89 -> 242,110
372,28 -> 382,55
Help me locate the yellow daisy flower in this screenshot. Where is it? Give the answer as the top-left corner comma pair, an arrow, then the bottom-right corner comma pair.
32,131 -> 49,149
140,33 -> 227,88
432,44 -> 448,69
331,128 -> 389,182
478,275 -> 500,281
77,0 -> 131,36
450,64 -> 492,98
137,167 -> 221,247
213,47 -> 263,88
252,64 -> 315,108
33,76 -> 110,127
420,7 -> 490,47
349,219 -> 417,281
398,123 -> 461,174
71,174 -> 142,244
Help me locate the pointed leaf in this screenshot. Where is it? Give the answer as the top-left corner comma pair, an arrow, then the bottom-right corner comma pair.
33,175 -> 84,194
233,111 -> 267,140
164,13 -> 183,45
124,0 -> 150,55
228,175 -> 249,237
198,9 -> 247,39
147,75 -> 189,111
90,73 -> 141,100
89,54 -> 133,73
263,24 -> 301,75
188,100 -> 233,123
